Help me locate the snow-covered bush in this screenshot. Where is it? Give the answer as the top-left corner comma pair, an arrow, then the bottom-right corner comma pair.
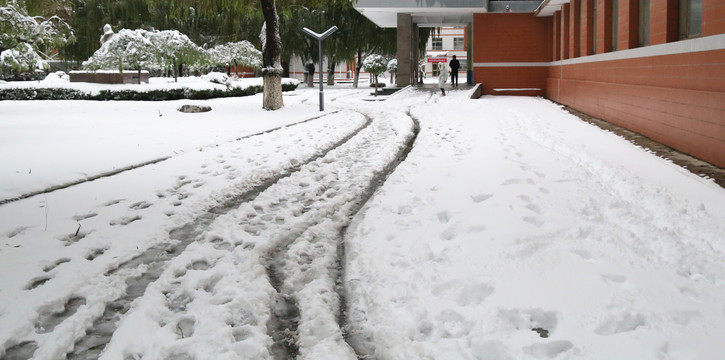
201,72 -> 232,87
1,43 -> 48,78
208,41 -> 262,76
0,78 -> 299,101
148,30 -> 204,82
363,54 -> 387,96
0,4 -> 74,80
42,71 -> 69,83
83,29 -> 154,76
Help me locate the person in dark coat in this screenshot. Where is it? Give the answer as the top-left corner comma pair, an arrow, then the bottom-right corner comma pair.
449,55 -> 461,87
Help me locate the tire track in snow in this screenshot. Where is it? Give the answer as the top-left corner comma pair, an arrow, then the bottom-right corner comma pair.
339,110 -> 421,360
89,107 -> 417,359
0,111 -> 340,207
257,108 -> 419,359
62,114 -> 372,360
0,111 -> 366,360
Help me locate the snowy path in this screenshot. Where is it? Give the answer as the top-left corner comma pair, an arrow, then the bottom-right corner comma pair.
0,87 -> 419,360
343,94 -> 725,359
2,85 -> 725,360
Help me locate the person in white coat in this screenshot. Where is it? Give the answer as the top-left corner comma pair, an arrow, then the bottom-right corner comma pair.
438,64 -> 448,96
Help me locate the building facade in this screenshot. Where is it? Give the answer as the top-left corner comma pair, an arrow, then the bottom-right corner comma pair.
355,0 -> 725,169
423,27 -> 468,80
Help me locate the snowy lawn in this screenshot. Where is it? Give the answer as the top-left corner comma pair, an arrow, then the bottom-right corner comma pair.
0,81 -> 724,360
0,77 -> 304,201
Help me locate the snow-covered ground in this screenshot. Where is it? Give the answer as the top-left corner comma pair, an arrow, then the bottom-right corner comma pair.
1,79 -> 724,360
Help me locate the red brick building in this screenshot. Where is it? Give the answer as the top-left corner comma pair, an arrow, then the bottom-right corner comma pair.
355,0 -> 725,169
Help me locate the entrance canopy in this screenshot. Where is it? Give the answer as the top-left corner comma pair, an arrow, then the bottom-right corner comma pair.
353,0 -> 489,27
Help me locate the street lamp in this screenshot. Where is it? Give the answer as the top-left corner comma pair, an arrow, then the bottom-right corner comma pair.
302,26 -> 338,111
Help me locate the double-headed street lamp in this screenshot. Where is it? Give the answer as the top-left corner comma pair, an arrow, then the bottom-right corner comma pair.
302,26 -> 338,111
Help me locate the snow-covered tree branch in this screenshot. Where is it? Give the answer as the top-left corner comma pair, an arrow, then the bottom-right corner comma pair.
0,4 -> 74,80
208,40 -> 262,77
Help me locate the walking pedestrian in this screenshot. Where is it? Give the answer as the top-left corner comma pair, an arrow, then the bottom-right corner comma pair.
449,55 -> 460,87
438,64 -> 448,96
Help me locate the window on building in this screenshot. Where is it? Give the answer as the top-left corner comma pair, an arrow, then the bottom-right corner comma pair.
638,0 -> 650,46
611,0 -> 618,51
459,59 -> 467,71
580,1 -> 586,54
679,0 -> 702,39
432,37 -> 443,50
432,63 -> 441,77
453,37 -> 465,50
593,0 -> 598,53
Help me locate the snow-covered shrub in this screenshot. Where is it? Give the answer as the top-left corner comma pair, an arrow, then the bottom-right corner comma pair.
0,4 -> 74,80
42,71 -> 69,83
0,79 -> 298,101
83,29 -> 154,74
208,41 -> 262,75
363,54 -> 387,95
0,43 -> 48,80
148,30 -> 204,81
83,28 -> 154,75
201,72 -> 232,87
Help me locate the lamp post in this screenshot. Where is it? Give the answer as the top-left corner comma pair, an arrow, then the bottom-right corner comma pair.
302,26 -> 337,111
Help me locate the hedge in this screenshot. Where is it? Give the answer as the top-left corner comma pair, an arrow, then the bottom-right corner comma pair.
0,82 -> 298,101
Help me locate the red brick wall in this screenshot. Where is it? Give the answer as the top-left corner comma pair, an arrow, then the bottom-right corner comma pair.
704,0 -> 725,36
582,0 -> 595,55
650,0 -> 679,44
472,5 -> 725,167
570,0 -> 582,58
473,13 -> 551,95
547,48 -> 725,168
562,4 -> 571,59
619,0 -> 638,49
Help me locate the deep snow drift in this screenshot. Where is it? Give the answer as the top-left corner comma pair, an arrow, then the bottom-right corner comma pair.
1,79 -> 724,360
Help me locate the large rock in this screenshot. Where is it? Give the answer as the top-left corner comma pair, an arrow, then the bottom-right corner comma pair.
178,105 -> 212,113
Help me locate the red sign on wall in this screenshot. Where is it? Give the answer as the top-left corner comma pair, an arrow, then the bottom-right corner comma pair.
427,58 -> 448,63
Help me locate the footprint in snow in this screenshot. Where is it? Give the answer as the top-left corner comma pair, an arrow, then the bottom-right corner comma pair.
109,215 -> 141,226
85,248 -> 106,261
595,311 -> 647,335
129,201 -> 152,210
35,297 -> 86,334
103,199 -> 124,207
6,226 -> 31,238
25,275 -> 52,290
72,212 -> 98,221
523,216 -> 545,227
437,211 -> 451,224
601,274 -> 628,287
523,341 -> 574,358
571,249 -> 597,262
173,317 -> 196,339
43,258 -> 71,272
432,280 -> 494,306
2,341 -> 38,360
502,178 -> 535,186
471,194 -> 493,203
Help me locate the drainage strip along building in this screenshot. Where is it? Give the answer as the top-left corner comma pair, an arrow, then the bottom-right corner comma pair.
353,0 -> 725,170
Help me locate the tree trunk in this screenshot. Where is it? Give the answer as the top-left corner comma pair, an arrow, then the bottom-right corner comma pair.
353,50 -> 362,88
306,61 -> 314,87
173,61 -> 178,83
327,55 -> 335,86
137,67 -> 141,84
261,0 -> 284,110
